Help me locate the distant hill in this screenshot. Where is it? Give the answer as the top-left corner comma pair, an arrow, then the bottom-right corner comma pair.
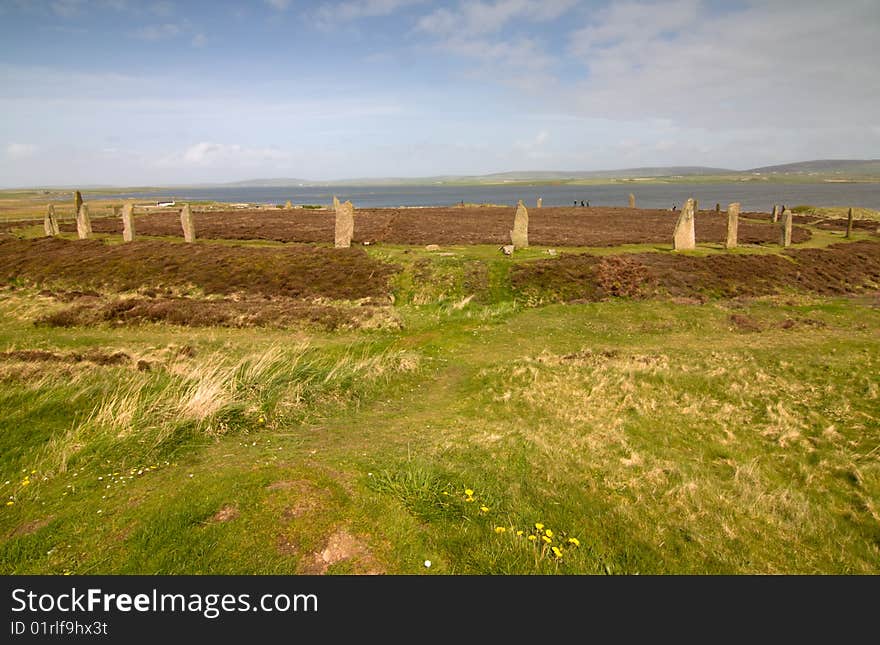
746,159 -> 880,175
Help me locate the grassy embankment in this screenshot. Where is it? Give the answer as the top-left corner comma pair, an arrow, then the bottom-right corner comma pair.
0,203 -> 878,575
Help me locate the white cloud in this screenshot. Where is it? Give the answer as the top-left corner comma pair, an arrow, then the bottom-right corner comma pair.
160,142 -> 291,168
134,23 -> 182,40
5,143 -> 37,159
566,0 -> 880,130
417,0 -> 576,36
266,0 -> 291,10
314,0 -> 425,25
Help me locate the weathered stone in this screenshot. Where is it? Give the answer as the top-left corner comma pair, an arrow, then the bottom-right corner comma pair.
779,208 -> 792,247
672,198 -> 696,250
285,200 -> 293,209
180,203 -> 196,243
510,199 -> 529,248
332,195 -> 340,210
693,199 -> 699,213
334,200 -> 354,248
715,203 -> 721,212
500,244 -> 514,256
122,203 -> 135,242
536,197 -> 542,209
76,204 -> 92,239
629,193 -> 635,208
73,190 -> 83,217
725,202 -> 740,249
44,204 -> 60,237
425,244 -> 440,251
771,204 -> 779,223
846,207 -> 854,238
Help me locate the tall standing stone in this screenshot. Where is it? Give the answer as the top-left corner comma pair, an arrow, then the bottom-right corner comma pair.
180,203 -> 196,243
779,208 -> 792,247
44,204 -> 60,237
725,202 -> 740,249
332,195 -> 340,210
846,207 -> 854,238
334,200 -> 354,248
672,198 -> 696,250
73,191 -> 83,219
76,204 -> 92,239
628,193 -> 636,208
122,203 -> 135,242
536,197 -> 542,209
771,204 -> 780,223
510,200 -> 529,249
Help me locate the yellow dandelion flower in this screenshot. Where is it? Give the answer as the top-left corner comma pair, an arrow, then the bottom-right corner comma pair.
258,416 -> 266,424
527,534 -> 538,542
464,489 -> 474,497
494,526 -> 506,534
534,522 -> 544,531
30,470 -> 36,474
480,506 -> 489,513
465,497 -> 475,503
21,479 -> 30,487
545,529 -> 553,538
551,546 -> 563,558
568,537 -> 580,547
516,530 -> 524,536
542,535 -> 552,544
5,501 -> 13,506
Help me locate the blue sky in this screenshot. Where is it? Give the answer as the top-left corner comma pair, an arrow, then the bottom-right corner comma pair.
1,0 -> 878,186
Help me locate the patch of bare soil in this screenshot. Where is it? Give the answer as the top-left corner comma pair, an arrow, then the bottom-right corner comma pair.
511,240 -> 880,302
61,206 -> 811,246
301,528 -> 383,575
0,348 -> 130,365
208,505 -> 239,523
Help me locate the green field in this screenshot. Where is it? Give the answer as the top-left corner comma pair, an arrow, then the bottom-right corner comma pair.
0,209 -> 878,575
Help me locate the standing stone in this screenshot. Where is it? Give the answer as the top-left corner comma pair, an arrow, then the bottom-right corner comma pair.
846,207 -> 854,238
771,204 -> 780,223
628,193 -> 636,208
510,199 -> 529,249
122,203 -> 135,242
73,190 -> 83,218
76,204 -> 92,239
779,208 -> 792,247
334,200 -> 354,248
44,204 -> 60,237
536,197 -> 542,209
715,203 -> 721,212
725,202 -> 740,249
332,195 -> 340,210
285,200 -> 293,209
180,203 -> 196,243
693,199 -> 699,213
672,198 -> 696,250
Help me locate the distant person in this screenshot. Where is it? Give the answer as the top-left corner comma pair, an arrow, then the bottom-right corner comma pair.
580,200 -> 585,207
586,201 -> 590,207
573,200 -> 577,207
672,204 -> 677,211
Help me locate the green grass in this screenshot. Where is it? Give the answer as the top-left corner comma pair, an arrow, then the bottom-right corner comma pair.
0,225 -> 878,575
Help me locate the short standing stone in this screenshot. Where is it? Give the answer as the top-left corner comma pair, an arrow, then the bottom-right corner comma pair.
122,203 -> 135,242
334,200 -> 354,248
672,198 -> 696,250
332,195 -> 340,210
779,208 -> 792,247
44,204 -> 60,237
536,197 -> 542,209
846,207 -> 854,238
76,204 -> 92,239
771,204 -> 779,223
285,200 -> 293,209
500,244 -> 514,256
180,203 -> 196,243
725,202 -> 740,249
510,199 -> 529,248
629,193 -> 635,208
715,203 -> 720,212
